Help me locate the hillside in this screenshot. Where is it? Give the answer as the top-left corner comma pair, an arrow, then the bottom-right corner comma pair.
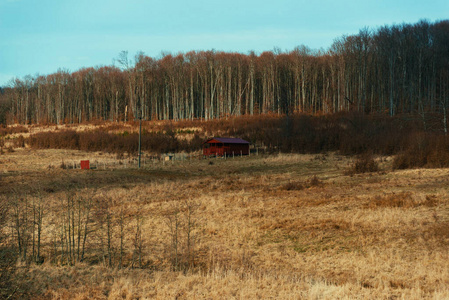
3,112 -> 449,171
1,141 -> 449,298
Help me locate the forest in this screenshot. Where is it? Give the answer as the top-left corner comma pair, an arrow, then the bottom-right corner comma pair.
0,19 -> 448,127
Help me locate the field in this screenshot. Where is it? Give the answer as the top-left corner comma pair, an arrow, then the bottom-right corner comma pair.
1,143 -> 449,299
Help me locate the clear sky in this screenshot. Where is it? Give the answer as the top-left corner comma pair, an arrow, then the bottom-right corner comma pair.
1,0 -> 448,86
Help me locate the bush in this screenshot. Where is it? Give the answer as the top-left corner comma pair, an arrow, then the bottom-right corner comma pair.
347,153 -> 379,175
393,133 -> 449,169
12,135 -> 25,148
309,175 -> 322,187
0,125 -> 29,137
281,181 -> 304,191
27,129 -> 203,154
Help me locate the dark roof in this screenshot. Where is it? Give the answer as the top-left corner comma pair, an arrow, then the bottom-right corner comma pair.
204,137 -> 249,144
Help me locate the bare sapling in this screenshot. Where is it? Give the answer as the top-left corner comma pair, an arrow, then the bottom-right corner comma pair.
119,208 -> 124,269
164,199 -> 201,272
93,195 -> 120,268
164,205 -> 181,271
11,193 -> 31,263
184,198 -> 200,271
0,196 -> 20,299
32,189 -> 44,264
80,188 -> 95,262
132,214 -> 143,269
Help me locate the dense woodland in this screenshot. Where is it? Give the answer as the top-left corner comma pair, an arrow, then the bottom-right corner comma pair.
0,19 -> 448,126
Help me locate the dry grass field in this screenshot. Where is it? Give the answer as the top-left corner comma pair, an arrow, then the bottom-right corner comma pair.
1,145 -> 449,299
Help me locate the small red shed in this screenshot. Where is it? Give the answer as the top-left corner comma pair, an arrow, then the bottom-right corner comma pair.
80,160 -> 90,170
203,137 -> 250,156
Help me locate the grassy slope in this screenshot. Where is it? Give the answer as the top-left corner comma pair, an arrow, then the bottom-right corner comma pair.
1,148 -> 449,299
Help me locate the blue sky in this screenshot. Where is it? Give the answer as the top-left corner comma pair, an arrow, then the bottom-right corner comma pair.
1,0 -> 448,86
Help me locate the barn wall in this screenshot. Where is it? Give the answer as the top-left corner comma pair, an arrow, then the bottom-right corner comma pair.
203,143 -> 249,156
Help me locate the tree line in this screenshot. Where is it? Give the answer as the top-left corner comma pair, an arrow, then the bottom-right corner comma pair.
0,19 -> 448,126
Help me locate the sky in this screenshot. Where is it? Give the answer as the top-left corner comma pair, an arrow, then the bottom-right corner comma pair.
1,0 -> 448,87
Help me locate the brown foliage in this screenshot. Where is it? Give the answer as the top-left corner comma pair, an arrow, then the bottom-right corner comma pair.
346,153 -> 379,175
0,125 -> 28,137
393,133 -> 449,169
281,181 -> 305,191
27,129 -> 201,154
220,113 -> 415,156
20,112 -> 449,172
12,135 -> 25,148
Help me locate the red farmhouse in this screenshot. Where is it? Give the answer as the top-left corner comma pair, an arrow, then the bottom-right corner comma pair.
203,137 -> 250,156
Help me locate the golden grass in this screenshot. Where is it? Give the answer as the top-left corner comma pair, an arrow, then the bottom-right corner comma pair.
2,148 -> 449,299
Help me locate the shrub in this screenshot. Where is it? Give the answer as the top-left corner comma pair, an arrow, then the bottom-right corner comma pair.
27,129 -> 198,154
309,175 -> 322,187
12,135 -> 25,148
393,133 -> 449,169
281,181 -> 304,191
0,125 -> 28,137
347,153 -> 379,175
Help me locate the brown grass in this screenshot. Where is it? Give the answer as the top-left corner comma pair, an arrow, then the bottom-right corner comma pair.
367,192 -> 439,209
1,149 -> 449,299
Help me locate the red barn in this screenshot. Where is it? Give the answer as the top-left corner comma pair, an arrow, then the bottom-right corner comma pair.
203,137 -> 250,156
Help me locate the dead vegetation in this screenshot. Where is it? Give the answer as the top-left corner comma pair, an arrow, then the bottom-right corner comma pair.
346,153 -> 380,175
367,192 -> 439,209
281,176 -> 323,191
1,147 -> 449,299
3,113 -> 447,164
0,118 -> 449,299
